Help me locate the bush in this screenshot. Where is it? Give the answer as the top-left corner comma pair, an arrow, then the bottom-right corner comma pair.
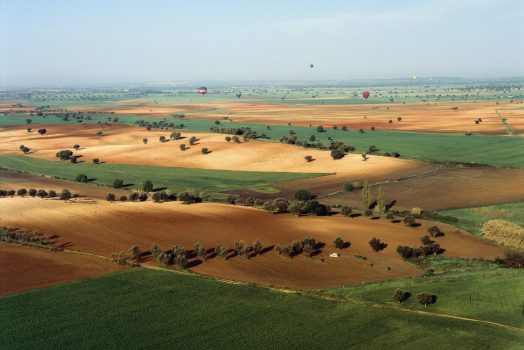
393,289 -> 410,304
76,173 -> 88,183
48,190 -> 57,198
159,136 -> 166,142
113,178 -> 124,189
119,195 -> 128,202
369,237 -> 387,252
28,188 -> 37,197
179,144 -> 186,151
340,206 -> 352,216
7,190 -> 15,196
417,293 -> 436,307
37,128 -> 47,135
17,188 -> 27,196
330,149 -> 344,160
201,147 -> 209,154
333,237 -> 346,249
316,125 -> 325,132
403,215 -> 416,227
189,136 -> 198,145
60,189 -> 72,200
21,146 -> 30,153
36,189 -> 48,198
304,155 -> 313,162
294,189 -> 313,201
129,192 -> 139,201
73,144 -> 80,150
225,136 -> 231,142
481,220 -> 524,249
226,195 -> 237,205
343,182 -> 354,192
142,180 -> 154,192
56,150 -> 73,161
427,225 -> 444,237
178,191 -> 201,204
138,192 -> 148,202
253,199 -> 265,207
106,193 -> 116,201
152,191 -> 168,203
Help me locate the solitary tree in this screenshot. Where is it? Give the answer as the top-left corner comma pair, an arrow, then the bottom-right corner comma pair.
333,237 -> 346,249
75,173 -> 88,183
189,136 -> 197,145
201,147 -> 209,154
369,237 -> 387,252
417,293 -> 436,307
113,178 -> 124,189
304,155 -> 313,162
159,136 -> 166,143
179,143 -> 186,151
393,289 -> 410,304
142,180 -> 154,192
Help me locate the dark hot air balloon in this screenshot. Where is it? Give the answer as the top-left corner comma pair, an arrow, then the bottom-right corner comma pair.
362,91 -> 370,99
194,87 -> 208,96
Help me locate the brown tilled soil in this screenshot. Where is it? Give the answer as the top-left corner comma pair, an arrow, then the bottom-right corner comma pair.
0,198 -> 504,290
0,243 -> 120,296
320,166 -> 524,211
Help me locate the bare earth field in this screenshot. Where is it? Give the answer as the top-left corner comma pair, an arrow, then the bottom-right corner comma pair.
64,100 -> 524,135
0,243 -> 120,296
0,124 -> 424,174
0,198 -> 504,289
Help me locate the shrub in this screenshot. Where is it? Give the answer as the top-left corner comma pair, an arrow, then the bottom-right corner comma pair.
179,143 -> 186,151
17,188 -> 27,196
48,190 -> 57,198
201,147 -> 209,154
129,192 -> 139,201
113,179 -> 124,189
225,136 -> 231,142
189,136 -> 198,145
343,182 -> 354,192
106,193 -> 116,201
76,173 -> 88,183
36,189 -> 48,198
369,237 -> 387,252
119,195 -> 128,202
304,155 -> 313,162
481,220 -> 524,249
294,189 -> 313,201
7,190 -> 15,197
60,189 -> 72,200
330,149 -> 344,160
427,225 -> 444,237
333,237 -> 346,249
226,195 -> 237,205
28,188 -> 37,197
417,293 -> 436,307
152,191 -> 168,203
138,192 -> 148,202
340,206 -> 352,216
159,136 -> 166,142
403,215 -> 416,227
142,180 -> 154,192
393,289 -> 410,304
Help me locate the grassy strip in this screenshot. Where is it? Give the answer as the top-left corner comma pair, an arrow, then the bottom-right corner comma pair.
312,257 -> 524,328
0,155 -> 325,198
1,267 -> 522,349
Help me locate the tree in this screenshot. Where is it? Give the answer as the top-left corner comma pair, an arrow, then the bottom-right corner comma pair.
225,136 -> 231,142
106,193 -> 116,201
403,215 -> 416,227
170,132 -> 181,140
361,181 -> 371,210
333,237 -> 345,249
28,188 -> 37,197
309,135 -> 316,142
316,125 -> 325,132
193,243 -> 207,260
113,179 -> 124,189
70,156 -> 78,164
96,131 -> 103,136
330,149 -> 344,160
369,237 -> 387,252
143,138 -> 148,144
142,180 -> 154,192
294,189 -> 313,201
152,191 -> 168,203
232,136 -> 240,143
189,136 -> 197,145
138,192 -> 148,201
159,136 -> 166,143
201,147 -> 209,154
343,182 -> 354,192
393,289 -> 410,304
27,128 -> 32,132
120,195 -> 128,201
233,241 -> 245,256
56,150 -> 73,160
215,244 -> 228,259
129,192 -> 139,201
253,239 -> 263,255
21,146 -> 30,153
7,190 -> 15,197
37,128 -> 47,135
73,144 -> 80,150
26,118 -> 32,124
92,158 -> 100,164
421,236 -> 434,245
304,155 -> 313,162
17,188 -> 27,196
417,293 -> 436,307
427,225 -> 443,237
75,173 -> 88,183
48,190 -> 57,198
179,144 -> 186,151
341,126 -> 347,131
60,189 -> 72,200
340,206 -> 352,216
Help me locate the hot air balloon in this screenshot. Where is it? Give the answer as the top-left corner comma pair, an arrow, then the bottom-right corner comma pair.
310,64 -> 314,68
362,91 -> 370,99
194,87 -> 208,96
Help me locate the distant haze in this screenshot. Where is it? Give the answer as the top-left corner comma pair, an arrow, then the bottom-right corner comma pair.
1,0 -> 523,87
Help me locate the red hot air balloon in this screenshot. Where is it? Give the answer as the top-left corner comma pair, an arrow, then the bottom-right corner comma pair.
194,87 -> 208,96
362,91 -> 370,99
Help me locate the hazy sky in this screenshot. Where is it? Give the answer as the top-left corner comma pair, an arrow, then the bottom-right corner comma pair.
1,0 -> 523,86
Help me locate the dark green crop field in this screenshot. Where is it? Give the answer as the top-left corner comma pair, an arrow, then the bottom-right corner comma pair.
1,268 -> 522,350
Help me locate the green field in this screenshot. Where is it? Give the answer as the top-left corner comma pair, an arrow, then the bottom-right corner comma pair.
315,257 -> 524,328
1,268 -> 522,350
438,202 -> 524,235
0,155 -> 325,198
3,113 -> 524,168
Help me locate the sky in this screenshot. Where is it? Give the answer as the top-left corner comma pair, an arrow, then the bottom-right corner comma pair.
1,0 -> 523,86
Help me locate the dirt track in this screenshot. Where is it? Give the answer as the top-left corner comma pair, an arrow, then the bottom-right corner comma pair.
0,198 -> 504,289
